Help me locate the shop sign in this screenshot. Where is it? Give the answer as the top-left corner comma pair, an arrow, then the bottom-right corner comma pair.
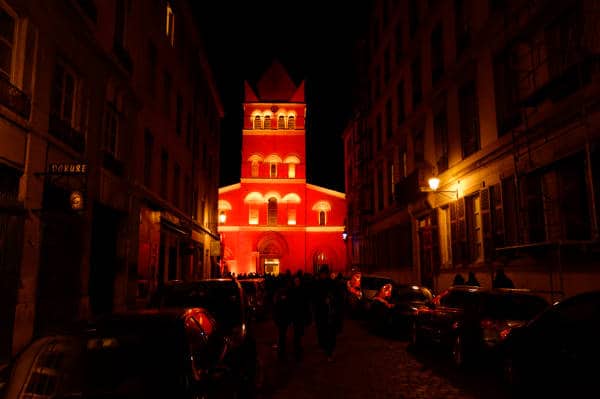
48,162 -> 88,175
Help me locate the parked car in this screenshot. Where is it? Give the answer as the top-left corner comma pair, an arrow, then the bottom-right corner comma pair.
239,278 -> 267,320
499,290 -> 600,397
150,278 -> 260,394
370,284 -> 434,336
410,285 -> 550,367
0,308 -> 235,399
360,275 -> 396,301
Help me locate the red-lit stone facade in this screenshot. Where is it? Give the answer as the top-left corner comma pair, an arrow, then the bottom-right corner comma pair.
219,62 -> 347,276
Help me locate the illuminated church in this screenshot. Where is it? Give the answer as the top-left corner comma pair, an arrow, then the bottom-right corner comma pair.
218,61 -> 347,276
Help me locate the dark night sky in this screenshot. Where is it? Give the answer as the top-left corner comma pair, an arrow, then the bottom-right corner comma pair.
192,2 -> 367,193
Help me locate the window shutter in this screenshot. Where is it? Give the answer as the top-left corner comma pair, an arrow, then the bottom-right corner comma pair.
457,197 -> 467,266
491,184 -> 505,248
431,209 -> 441,273
481,188 -> 494,262
450,201 -> 460,267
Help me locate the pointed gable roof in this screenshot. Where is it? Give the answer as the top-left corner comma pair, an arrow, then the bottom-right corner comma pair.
244,81 -> 259,102
255,59 -> 299,102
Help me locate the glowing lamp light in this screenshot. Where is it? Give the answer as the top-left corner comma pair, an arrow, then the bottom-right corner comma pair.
342,230 -> 348,241
70,191 -> 84,210
219,211 -> 227,224
428,177 -> 441,191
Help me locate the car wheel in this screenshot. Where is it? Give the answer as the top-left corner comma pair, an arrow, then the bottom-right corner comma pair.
503,355 -> 521,389
452,335 -> 465,367
409,320 -> 420,347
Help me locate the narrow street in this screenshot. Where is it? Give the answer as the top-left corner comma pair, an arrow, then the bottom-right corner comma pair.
254,318 -> 511,399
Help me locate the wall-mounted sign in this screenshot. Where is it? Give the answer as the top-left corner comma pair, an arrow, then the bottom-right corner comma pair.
69,190 -> 84,210
48,163 -> 88,175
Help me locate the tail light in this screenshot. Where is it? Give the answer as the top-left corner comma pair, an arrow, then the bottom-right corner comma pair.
481,318 -> 505,346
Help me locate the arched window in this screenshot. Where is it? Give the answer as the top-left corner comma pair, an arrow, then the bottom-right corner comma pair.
268,197 -> 278,225
253,115 -> 262,129
287,208 -> 296,225
270,163 -> 277,178
288,163 -> 296,178
278,115 -> 286,129
287,115 -> 295,129
264,115 -> 271,129
251,161 -> 259,177
319,211 -> 326,226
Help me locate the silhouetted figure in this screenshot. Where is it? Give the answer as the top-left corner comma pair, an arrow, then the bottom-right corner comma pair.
453,273 -> 466,286
272,276 -> 292,361
313,265 -> 343,362
493,268 -> 515,288
288,275 -> 312,360
466,271 -> 480,286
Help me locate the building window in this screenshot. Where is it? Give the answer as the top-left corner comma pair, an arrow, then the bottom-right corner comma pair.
254,115 -> 262,129
396,81 -> 405,126
288,208 -> 297,225
148,41 -> 157,95
163,71 -> 171,116
376,114 -> 382,151
319,211 -> 326,226
184,174 -> 190,214
268,197 -> 278,225
384,47 -> 390,83
143,129 -> 153,187
50,63 -> 78,127
249,207 -> 258,225
395,22 -> 403,64
459,79 -> 480,158
288,163 -> 296,178
102,101 -> 119,157
438,206 -> 453,268
186,112 -> 192,146
278,115 -> 285,129
264,115 -> 271,129
377,164 -> 384,211
434,104 -> 449,172
389,161 -> 395,203
455,0 -> 471,55
409,0 -> 419,38
251,161 -> 259,177
0,7 -> 15,79
411,57 -> 422,107
270,163 -> 277,178
173,163 -> 180,207
287,115 -> 295,129
431,23 -> 444,85
166,2 -> 175,46
176,94 -> 182,136
385,99 -> 392,139
160,149 -> 168,198
493,49 -> 522,136
413,126 -> 424,163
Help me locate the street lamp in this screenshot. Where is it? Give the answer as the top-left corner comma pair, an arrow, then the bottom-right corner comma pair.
421,177 -> 458,199
219,211 -> 227,224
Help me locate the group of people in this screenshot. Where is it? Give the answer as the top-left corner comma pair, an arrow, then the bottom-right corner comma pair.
271,265 -> 345,362
452,268 -> 515,288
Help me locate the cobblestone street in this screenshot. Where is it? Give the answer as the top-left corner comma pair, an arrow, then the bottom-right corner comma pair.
255,318 -> 511,399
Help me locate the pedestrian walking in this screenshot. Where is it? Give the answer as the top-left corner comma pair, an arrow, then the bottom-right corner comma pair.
272,275 -> 292,361
288,275 -> 312,360
493,268 -> 514,288
313,265 -> 344,362
466,271 -> 480,286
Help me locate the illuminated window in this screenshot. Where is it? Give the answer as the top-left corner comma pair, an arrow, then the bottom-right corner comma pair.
251,161 -> 259,177
166,2 -> 175,46
288,208 -> 296,225
278,115 -> 286,129
270,163 -> 277,178
264,115 -> 271,129
438,206 -> 452,268
319,211 -> 326,226
288,115 -> 295,129
254,115 -> 262,129
0,7 -> 15,79
288,163 -> 296,178
249,207 -> 258,224
268,197 -> 277,225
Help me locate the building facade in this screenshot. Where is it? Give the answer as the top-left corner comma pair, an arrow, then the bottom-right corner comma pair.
0,0 -> 221,362
219,61 -> 347,276
343,0 -> 600,300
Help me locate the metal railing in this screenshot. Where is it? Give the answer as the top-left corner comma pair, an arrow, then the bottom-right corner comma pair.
0,75 -> 31,119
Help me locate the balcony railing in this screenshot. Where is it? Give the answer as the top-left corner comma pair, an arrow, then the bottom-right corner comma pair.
0,75 -> 31,119
49,114 -> 85,153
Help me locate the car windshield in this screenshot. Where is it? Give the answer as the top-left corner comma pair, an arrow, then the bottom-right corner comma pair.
483,293 -> 549,320
361,277 -> 394,291
160,281 -> 242,329
6,324 -> 186,399
393,286 -> 433,303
